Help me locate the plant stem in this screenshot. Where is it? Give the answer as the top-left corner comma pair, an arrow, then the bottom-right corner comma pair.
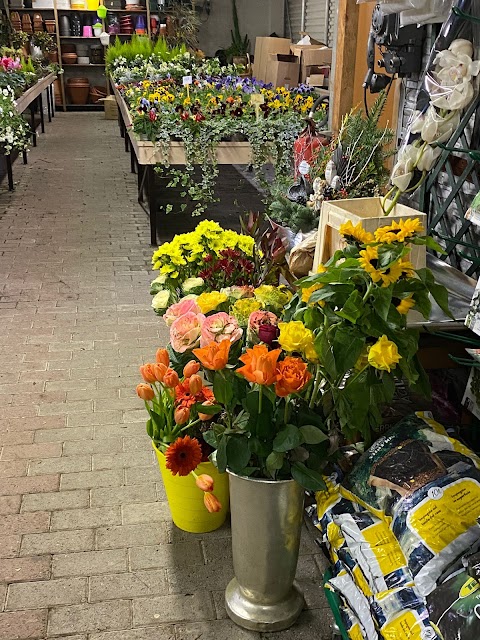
258,384 -> 263,414
309,365 -> 322,409
283,399 -> 289,425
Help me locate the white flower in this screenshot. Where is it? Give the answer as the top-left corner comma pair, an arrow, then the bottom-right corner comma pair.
421,106 -> 460,144
151,290 -> 172,312
151,274 -> 167,285
181,277 -> 205,295
410,110 -> 425,134
448,39 -> 473,58
391,144 -> 418,191
416,145 -> 441,172
429,79 -> 474,111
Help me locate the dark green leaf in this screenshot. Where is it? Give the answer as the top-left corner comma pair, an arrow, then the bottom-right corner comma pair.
202,429 -> 218,448
299,425 -> 328,444
336,290 -> 363,323
146,418 -> 154,440
216,436 -> 228,473
194,402 -> 222,416
377,244 -> 409,268
371,287 -> 392,321
266,451 -> 284,474
273,424 -> 303,452
291,462 -> 326,491
226,437 -> 251,473
213,371 -> 233,405
332,327 -> 365,373
428,283 -> 454,319
412,289 -> 431,319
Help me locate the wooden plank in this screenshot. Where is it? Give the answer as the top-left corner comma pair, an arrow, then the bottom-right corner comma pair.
331,0 -> 360,132
15,74 -> 56,115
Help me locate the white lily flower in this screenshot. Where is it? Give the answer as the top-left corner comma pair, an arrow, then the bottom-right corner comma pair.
410,110 -> 426,134
391,144 -> 418,191
449,39 -> 474,58
429,79 -> 474,110
416,145 -> 442,172
421,106 -> 460,144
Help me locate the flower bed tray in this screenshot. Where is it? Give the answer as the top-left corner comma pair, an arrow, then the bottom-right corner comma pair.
313,197 -> 427,271
15,73 -> 56,115
113,85 -> 255,166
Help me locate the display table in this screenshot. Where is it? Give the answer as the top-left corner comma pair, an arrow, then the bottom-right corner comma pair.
4,73 -> 56,191
112,85 -> 261,245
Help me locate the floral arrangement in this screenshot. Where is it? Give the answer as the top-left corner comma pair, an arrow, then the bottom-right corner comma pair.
136,349 -> 222,513
140,216 -> 450,491
386,28 -> 480,213
0,85 -> 30,154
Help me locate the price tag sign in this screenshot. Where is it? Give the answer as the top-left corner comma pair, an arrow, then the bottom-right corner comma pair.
298,161 -> 310,176
250,93 -> 265,120
182,76 -> 193,86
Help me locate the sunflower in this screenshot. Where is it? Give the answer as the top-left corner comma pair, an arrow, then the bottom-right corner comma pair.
358,246 -> 383,283
165,435 -> 203,476
380,261 -> 405,287
374,218 -> 424,244
339,221 -> 374,245
301,284 -> 325,306
396,295 -> 415,315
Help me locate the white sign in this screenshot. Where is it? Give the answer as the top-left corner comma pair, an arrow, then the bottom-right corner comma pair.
182,76 -> 193,86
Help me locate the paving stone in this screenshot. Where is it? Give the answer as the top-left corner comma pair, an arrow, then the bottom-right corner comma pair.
89,570 -> 167,602
52,549 -> 128,578
132,593 -> 215,626
0,512 -> 50,536
0,474 -> 59,496
175,620 -> 261,639
51,507 -> 121,531
0,536 -> 21,558
166,561 -> 233,595
0,461 -> 28,478
0,496 -> 21,515
47,600 -> 132,635
124,466 -> 159,485
34,427 -> 93,443
96,523 -> 167,550
258,608 -> 334,640
1,443 -> 63,460
92,452 -> 154,470
28,456 -> 91,476
0,432 -> 35,446
0,584 -> 6,611
63,438 -> 123,456
20,529 -> 94,556
60,469 -> 123,491
0,556 -> 51,583
21,490 -> 89,512
0,609 -> 47,639
6,577 -> 87,610
0,416 -> 66,433
122,501 -> 170,525
90,628 -> 174,640
91,485 -> 156,507
129,541 -> 203,571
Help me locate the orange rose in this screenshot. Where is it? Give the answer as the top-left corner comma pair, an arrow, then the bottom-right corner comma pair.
204,492 -> 222,513
139,364 -> 157,384
153,363 -> 168,382
188,374 -> 203,396
164,369 -> 180,389
174,406 -> 190,425
156,348 -> 170,367
275,356 -> 312,398
237,344 -> 281,386
183,360 -> 201,378
136,383 -> 155,401
193,340 -> 231,371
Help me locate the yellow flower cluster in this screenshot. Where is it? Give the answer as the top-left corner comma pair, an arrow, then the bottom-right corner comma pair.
358,246 -> 415,288
151,220 -> 255,278
278,321 -> 318,362
254,285 -> 292,311
374,218 -> 424,244
339,221 -> 374,245
196,291 -> 228,314
232,298 -> 262,326
367,335 -> 401,372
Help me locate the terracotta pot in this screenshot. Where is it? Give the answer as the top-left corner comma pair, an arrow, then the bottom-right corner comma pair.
62,44 -> 76,54
66,78 -> 90,104
89,85 -> 107,103
48,51 -> 59,63
62,53 -> 78,65
54,79 -> 62,105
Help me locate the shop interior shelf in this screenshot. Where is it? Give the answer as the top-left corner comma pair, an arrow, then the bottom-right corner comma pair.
62,63 -> 105,66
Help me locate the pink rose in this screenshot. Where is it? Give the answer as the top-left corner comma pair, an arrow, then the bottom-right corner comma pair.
170,311 -> 205,353
200,312 -> 243,348
164,298 -> 201,327
247,311 -> 278,345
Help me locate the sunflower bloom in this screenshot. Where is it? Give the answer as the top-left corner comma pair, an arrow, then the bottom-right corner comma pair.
380,261 -> 405,287
237,344 -> 281,386
368,335 -> 401,373
339,221 -> 375,245
374,218 -> 424,244
165,435 -> 202,476
396,295 -> 415,315
301,284 -> 325,306
358,246 -> 383,283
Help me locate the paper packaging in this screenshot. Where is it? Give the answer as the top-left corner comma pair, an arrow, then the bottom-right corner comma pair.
253,37 -> 292,83
265,54 -> 300,89
290,44 -> 333,83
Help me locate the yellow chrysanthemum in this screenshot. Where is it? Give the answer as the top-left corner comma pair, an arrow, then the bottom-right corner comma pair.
368,335 -> 401,372
339,221 -> 375,245
374,218 -> 424,244
358,246 -> 383,283
396,295 -> 415,315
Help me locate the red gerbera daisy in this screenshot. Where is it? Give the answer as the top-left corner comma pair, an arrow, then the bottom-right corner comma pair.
165,435 -> 202,476
175,382 -> 215,410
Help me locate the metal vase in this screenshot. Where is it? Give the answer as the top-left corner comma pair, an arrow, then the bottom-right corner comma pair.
225,471 -> 305,632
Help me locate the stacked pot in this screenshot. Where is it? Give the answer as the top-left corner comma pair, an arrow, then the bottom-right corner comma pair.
66,77 -> 90,105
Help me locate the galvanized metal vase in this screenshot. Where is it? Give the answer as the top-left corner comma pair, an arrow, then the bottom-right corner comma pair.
225,471 -> 305,632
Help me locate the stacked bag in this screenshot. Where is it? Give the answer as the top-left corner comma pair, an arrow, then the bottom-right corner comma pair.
311,413 -> 480,640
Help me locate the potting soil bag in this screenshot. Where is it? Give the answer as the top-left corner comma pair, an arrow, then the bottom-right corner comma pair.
335,511 -> 412,594
313,474 -> 358,536
427,569 -> 480,640
327,569 -> 378,640
338,600 -> 368,640
342,412 -> 480,595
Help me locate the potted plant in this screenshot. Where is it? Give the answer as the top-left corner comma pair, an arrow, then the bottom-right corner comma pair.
226,0 -> 250,66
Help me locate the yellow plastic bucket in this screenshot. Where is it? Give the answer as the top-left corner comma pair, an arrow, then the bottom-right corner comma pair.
86,0 -> 100,9
154,444 -> 229,533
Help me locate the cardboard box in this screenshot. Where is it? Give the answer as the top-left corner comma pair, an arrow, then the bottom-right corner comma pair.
307,74 -> 325,87
265,54 -> 300,88
102,95 -> 118,120
253,37 -> 292,83
290,45 -> 333,82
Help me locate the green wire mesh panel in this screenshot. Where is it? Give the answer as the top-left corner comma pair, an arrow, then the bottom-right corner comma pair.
418,97 -> 480,278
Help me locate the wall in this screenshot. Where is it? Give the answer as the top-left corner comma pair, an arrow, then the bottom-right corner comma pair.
197,0 -> 284,57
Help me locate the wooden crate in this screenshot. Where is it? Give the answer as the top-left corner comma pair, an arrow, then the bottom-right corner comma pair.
103,96 -> 118,120
312,197 -> 427,271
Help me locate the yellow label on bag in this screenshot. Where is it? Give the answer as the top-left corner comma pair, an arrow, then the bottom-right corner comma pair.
352,565 -> 373,597
348,621 -> 364,640
459,576 -> 480,598
362,521 -> 407,575
381,610 -> 433,640
407,479 -> 480,554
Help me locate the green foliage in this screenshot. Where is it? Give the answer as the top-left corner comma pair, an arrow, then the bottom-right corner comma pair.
227,0 -> 250,57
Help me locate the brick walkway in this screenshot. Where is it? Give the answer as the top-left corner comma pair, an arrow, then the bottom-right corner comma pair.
0,113 -> 333,640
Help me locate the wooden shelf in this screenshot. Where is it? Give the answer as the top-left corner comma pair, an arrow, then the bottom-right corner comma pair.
62,63 -> 105,66
60,35 -> 102,38
106,8 -> 147,12
8,6 -> 54,10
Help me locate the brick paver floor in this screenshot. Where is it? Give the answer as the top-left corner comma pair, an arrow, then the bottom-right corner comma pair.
0,113 -> 333,640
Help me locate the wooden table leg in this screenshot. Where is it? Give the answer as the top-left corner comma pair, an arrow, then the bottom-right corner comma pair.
22,150 -> 27,164
130,145 -> 136,174
39,93 -> 45,134
46,87 -> 52,123
6,154 -> 14,190
30,99 -> 37,147
146,165 -> 157,246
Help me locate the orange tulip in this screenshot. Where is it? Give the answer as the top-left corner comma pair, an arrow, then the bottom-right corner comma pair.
198,398 -> 217,422
193,340 -> 231,371
163,369 -> 180,389
174,406 -> 190,425
153,363 -> 168,382
275,356 -> 312,398
188,374 -> 203,396
136,383 -> 155,401
139,364 -> 157,384
156,348 -> 170,367
204,492 -> 222,513
183,360 -> 201,378
237,344 -> 281,386
195,474 -> 214,492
